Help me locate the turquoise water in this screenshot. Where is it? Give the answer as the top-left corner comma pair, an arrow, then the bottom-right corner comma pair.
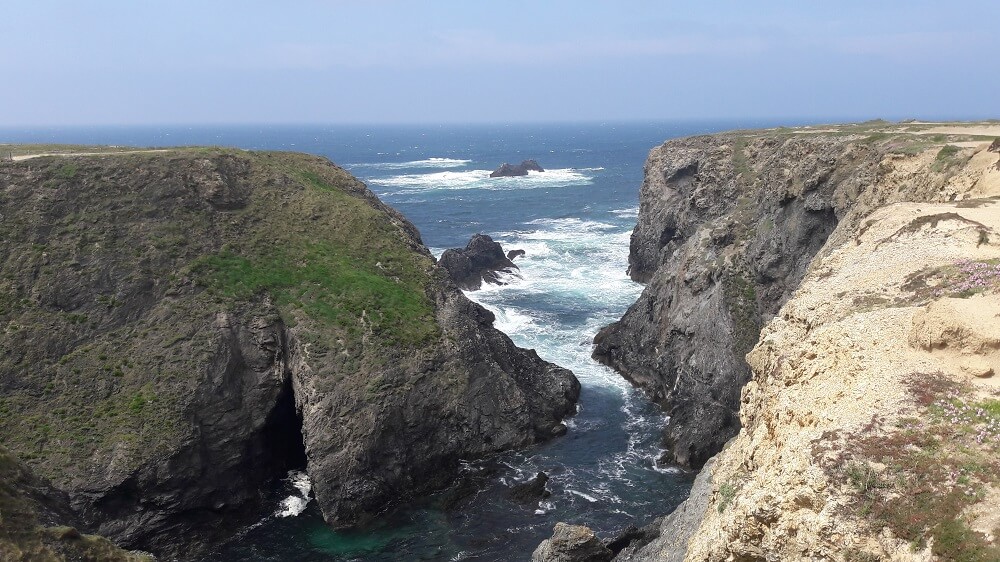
0,121 -> 786,560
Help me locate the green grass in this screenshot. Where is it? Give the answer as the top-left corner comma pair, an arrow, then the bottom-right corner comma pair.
731,137 -> 757,183
192,243 -> 436,347
717,481 -> 738,513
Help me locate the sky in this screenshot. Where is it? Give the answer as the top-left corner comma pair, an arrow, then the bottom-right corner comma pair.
1,1 -> 996,125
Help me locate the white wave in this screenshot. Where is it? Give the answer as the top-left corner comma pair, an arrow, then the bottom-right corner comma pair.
367,168 -> 594,193
350,157 -> 472,170
610,206 -> 640,217
274,470 -> 312,518
652,464 -> 684,474
535,500 -> 556,515
567,489 -> 599,503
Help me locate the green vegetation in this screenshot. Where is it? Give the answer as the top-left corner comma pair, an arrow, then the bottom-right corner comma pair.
717,481 -> 738,513
192,243 -> 436,347
932,144 -> 968,173
822,373 -> 1000,560
0,147 -> 441,483
54,163 -> 77,179
731,137 -> 758,183
722,271 -> 760,356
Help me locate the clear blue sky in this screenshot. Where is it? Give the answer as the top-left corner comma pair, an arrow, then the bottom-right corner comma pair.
2,1 -> 995,125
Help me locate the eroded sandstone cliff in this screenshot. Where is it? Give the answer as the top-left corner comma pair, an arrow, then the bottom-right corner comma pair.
0,147 -> 579,557
595,123 -> 1000,468
607,123 -> 1000,560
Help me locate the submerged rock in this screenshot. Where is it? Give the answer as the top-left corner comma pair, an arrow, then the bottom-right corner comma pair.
439,233 -> 523,290
490,159 -> 544,177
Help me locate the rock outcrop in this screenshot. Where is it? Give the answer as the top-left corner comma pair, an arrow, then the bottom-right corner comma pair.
490,159 -> 544,177
595,125 -> 1000,468
0,148 -> 579,557
531,523 -> 613,562
509,472 -> 551,504
604,123 -> 1000,560
0,446 -> 151,561
439,233 -> 522,290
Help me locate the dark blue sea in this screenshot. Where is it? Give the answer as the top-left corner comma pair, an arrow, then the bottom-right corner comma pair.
1,120 -> 788,560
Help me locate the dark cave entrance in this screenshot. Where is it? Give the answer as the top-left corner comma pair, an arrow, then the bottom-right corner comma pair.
261,377 -> 307,474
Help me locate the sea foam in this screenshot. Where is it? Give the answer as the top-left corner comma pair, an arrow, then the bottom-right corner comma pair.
368,168 -> 595,194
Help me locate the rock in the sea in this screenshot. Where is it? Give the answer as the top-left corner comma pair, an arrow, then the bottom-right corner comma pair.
490,159 -> 544,177
439,234 -> 522,290
532,523 -> 613,562
509,472 -> 551,504
507,249 -> 526,260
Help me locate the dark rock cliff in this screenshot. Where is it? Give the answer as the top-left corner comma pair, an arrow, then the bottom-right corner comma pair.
594,133 -> 883,467
0,148 -> 579,557
0,445 -> 150,561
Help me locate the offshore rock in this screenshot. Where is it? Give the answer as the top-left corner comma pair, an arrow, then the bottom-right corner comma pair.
532,523 -> 613,562
507,248 -> 526,260
0,148 -> 579,557
509,472 -> 550,504
439,233 -> 522,290
490,159 -> 544,177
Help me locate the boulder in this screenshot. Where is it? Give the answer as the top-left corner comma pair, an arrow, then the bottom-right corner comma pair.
531,523 -> 612,562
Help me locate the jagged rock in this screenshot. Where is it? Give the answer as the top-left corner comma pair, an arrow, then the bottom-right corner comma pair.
509,472 -> 550,504
0,149 -> 580,557
507,249 -> 526,260
490,159 -> 544,177
532,523 -> 613,562
0,446 -> 151,561
439,234 -> 521,290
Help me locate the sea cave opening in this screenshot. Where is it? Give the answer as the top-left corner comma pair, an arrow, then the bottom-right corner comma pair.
261,376 -> 307,475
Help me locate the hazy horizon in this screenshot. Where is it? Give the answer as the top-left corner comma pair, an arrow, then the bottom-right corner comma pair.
3,1 -> 997,126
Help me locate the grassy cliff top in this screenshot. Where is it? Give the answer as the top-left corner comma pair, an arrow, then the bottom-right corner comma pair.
0,146 -> 439,483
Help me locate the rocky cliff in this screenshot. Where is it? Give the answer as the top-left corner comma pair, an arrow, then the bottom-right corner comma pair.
600,123 -> 1000,560
0,445 -> 151,561
594,123 -> 1000,468
0,147 -> 579,558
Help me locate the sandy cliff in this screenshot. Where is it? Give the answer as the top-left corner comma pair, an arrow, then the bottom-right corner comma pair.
595,122 -> 1000,468
611,123 -> 1000,561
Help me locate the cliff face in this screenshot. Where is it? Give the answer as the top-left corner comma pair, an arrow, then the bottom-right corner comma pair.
609,123 -> 1000,560
0,148 -> 579,557
0,445 -> 150,561
594,124 -> 1000,468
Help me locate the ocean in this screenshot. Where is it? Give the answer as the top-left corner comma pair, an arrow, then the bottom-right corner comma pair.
1,120 -> 779,560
